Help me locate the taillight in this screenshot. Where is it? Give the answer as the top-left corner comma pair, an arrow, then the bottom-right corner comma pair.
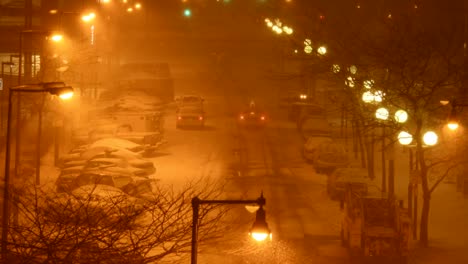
199,116 -> 203,120
240,115 -> 245,120
260,116 -> 266,121
177,116 -> 182,120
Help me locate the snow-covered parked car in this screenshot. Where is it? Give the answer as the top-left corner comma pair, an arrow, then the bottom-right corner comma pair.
303,136 -> 334,163
314,141 -> 349,175
72,167 -> 155,194
47,184 -> 145,225
327,167 -> 370,201
56,166 -> 84,193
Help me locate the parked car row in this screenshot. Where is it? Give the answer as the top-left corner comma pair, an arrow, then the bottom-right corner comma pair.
56,137 -> 158,199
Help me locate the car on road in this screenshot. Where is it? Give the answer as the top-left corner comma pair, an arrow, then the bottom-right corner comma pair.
237,104 -> 267,128
175,95 -> 204,110
176,106 -> 205,129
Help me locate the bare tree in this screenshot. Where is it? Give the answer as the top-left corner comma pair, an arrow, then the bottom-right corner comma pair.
7,178 -> 229,263
312,1 -> 468,246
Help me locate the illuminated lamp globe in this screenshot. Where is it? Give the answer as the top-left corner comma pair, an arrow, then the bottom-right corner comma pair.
332,64 -> 340,73
363,79 -> 374,89
394,110 -> 408,123
345,76 -> 355,87
362,91 -> 374,103
423,131 -> 438,146
398,131 -> 413,145
447,122 -> 459,131
317,46 -> 327,55
373,90 -> 384,102
349,65 -> 357,74
249,206 -> 271,242
304,45 -> 313,54
375,107 -> 389,120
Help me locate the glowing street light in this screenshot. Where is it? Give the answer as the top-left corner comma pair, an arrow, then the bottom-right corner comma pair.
394,110 -> 408,123
81,12 -> 96,22
349,65 -> 358,74
304,45 -> 313,54
423,131 -> 438,146
332,64 -> 341,73
398,131 -> 413,145
375,107 -> 389,120
50,34 -> 63,42
135,3 -> 142,9
363,79 -> 374,89
362,91 -> 374,103
283,26 -> 293,35
317,46 -> 327,55
190,194 -> 270,264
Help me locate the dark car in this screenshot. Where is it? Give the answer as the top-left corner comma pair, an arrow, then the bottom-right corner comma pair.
237,105 -> 267,128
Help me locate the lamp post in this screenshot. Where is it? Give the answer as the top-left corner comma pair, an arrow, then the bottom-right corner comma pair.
374,107 -> 408,196
1,82 -> 73,261
191,193 -> 271,264
1,62 -> 14,131
397,129 -> 438,239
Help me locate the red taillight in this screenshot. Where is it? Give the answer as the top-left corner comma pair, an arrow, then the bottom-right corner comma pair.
177,116 -> 182,120
199,116 -> 203,121
240,115 -> 245,120
260,116 -> 266,121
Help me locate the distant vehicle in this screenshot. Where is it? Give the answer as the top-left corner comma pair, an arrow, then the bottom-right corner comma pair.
175,95 -> 204,110
237,103 -> 268,128
176,106 -> 205,129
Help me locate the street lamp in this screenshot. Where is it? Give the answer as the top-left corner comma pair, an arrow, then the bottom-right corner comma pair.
444,101 -> 468,131
1,62 -> 14,130
374,107 -> 408,194
191,193 -> 271,264
1,82 -> 73,261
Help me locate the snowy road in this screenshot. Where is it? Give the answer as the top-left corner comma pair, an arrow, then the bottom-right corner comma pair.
152,75 -> 350,263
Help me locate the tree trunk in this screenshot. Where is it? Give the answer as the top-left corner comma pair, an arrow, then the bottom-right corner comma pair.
419,191 -> 430,247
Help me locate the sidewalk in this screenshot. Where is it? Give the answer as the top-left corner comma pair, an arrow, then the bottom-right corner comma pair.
366,144 -> 468,263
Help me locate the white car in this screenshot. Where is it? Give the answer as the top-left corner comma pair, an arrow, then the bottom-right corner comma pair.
176,106 -> 205,129
176,95 -> 204,110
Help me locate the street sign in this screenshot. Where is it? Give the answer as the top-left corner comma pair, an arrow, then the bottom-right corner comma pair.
0,77 -> 3,91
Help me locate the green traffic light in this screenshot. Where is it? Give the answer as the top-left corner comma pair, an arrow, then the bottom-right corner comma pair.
184,8 -> 191,17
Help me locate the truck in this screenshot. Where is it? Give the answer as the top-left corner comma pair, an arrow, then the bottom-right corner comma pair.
341,189 -> 411,263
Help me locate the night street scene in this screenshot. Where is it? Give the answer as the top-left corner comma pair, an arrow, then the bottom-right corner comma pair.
0,0 -> 467,263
